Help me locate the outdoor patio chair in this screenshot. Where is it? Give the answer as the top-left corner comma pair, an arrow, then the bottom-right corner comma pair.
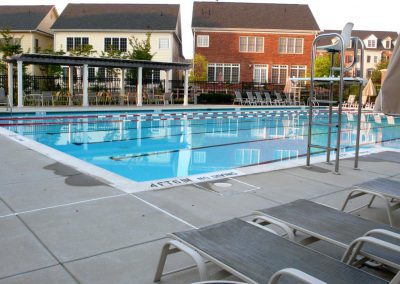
273,91 -> 286,105
88,92 -> 98,105
41,91 -> 53,106
341,178 -> 400,226
154,218 -> 398,283
254,199 -> 400,271
254,92 -> 266,105
0,87 -> 9,108
263,91 -> 275,105
163,92 -> 174,105
233,90 -> 245,105
245,91 -> 258,105
283,93 -> 293,105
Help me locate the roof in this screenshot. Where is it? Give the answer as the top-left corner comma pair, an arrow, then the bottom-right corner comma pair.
322,30 -> 398,50
192,1 -> 319,31
5,53 -> 190,70
0,5 -> 54,31
52,4 -> 180,31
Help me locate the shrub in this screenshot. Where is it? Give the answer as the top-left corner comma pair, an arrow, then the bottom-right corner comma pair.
197,93 -> 234,104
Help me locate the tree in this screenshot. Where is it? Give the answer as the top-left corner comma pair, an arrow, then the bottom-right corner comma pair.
314,53 -> 341,77
39,48 -> 65,77
68,44 -> 97,57
370,59 -> 389,84
125,33 -> 155,81
189,53 -> 208,82
0,29 -> 23,74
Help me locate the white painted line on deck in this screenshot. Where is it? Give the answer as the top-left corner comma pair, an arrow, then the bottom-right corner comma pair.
0,193 -> 128,219
129,193 -> 198,229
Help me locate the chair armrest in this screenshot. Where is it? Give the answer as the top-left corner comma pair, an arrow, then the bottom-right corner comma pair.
269,268 -> 326,284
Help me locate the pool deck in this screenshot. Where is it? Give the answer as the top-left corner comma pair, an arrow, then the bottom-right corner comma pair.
0,106 -> 398,283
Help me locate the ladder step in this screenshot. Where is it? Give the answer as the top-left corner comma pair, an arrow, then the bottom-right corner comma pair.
311,99 -> 338,104
309,144 -> 337,150
311,122 -> 339,127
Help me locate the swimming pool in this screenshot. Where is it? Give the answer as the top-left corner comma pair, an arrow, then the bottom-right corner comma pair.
1,108 -> 400,184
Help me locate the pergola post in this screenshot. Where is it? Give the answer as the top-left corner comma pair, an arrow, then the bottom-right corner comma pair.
17,60 -> 23,108
165,69 -> 172,92
82,64 -> 89,107
7,63 -> 13,107
68,66 -> 74,106
137,66 -> 143,106
183,69 -> 189,106
120,69 -> 125,105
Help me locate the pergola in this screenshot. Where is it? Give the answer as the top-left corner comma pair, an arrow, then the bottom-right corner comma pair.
5,54 -> 191,108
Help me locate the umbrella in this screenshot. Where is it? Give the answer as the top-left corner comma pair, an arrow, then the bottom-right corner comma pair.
374,34 -> 400,114
362,78 -> 376,106
283,78 -> 294,102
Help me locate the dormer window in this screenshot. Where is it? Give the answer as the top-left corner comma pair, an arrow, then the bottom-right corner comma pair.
385,40 -> 391,49
367,39 -> 376,48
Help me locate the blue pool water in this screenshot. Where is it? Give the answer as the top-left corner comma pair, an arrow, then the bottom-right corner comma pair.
1,108 -> 400,182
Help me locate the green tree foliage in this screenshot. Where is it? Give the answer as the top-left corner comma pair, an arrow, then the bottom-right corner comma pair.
370,59 -> 389,84
68,44 -> 97,57
314,53 -> 343,77
125,33 -> 155,81
0,29 -> 23,74
189,53 -> 208,82
39,48 -> 65,77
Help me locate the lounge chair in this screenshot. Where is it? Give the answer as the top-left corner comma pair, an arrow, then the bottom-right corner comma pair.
154,218 -> 397,283
163,92 -> 174,105
343,95 -> 356,108
263,91 -> 275,105
245,91 -> 257,105
233,91 -> 245,105
274,91 -> 286,105
41,91 -> 53,106
88,92 -> 98,105
254,92 -> 266,105
341,178 -> 400,226
255,199 -> 400,270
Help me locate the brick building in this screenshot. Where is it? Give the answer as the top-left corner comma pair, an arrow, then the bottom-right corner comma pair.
192,1 -> 320,84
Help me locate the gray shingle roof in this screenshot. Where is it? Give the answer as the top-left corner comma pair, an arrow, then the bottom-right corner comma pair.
192,1 -> 320,31
322,30 -> 398,50
0,5 -> 54,31
52,4 -> 179,31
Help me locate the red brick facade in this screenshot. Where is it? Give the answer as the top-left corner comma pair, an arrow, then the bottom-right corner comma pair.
194,31 -> 316,83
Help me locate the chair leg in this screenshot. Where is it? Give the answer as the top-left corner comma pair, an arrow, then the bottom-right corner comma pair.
367,195 -> 376,208
154,240 -> 207,282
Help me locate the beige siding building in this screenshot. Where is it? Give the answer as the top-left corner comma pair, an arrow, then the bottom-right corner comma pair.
51,4 -> 184,84
0,5 -> 58,75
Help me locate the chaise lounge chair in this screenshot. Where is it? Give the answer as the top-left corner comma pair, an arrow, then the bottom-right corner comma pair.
341,178 -> 400,226
233,91 -> 246,105
254,199 -> 400,271
245,91 -> 258,105
154,218 -> 399,283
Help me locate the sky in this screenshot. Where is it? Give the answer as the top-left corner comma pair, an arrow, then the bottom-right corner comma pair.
9,0 -> 400,58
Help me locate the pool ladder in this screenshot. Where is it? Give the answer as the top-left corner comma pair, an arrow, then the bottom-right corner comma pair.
306,26 -> 365,174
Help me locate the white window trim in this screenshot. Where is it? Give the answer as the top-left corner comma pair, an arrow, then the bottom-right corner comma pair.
290,65 -> 307,78
278,38 -> 304,54
253,64 -> 269,83
239,36 -> 264,53
158,38 -> 169,49
207,63 -> 240,82
271,64 -> 288,84
197,35 -> 209,47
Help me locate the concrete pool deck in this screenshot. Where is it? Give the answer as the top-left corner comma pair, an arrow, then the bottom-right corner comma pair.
0,112 -> 399,283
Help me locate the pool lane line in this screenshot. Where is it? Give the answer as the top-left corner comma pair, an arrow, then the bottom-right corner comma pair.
109,123 -> 389,161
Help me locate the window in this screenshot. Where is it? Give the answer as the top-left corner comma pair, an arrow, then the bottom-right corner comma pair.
197,35 -> 209,47
66,37 -> 89,51
367,39 -> 376,48
88,67 -> 95,82
385,40 -> 391,49
279,38 -> 304,54
374,56 -> 378,63
104,37 -> 127,52
345,55 -> 354,63
207,63 -> 240,82
239,36 -> 264,53
34,39 -> 39,53
159,38 -> 169,49
290,65 -> 306,78
253,64 -> 269,83
367,56 -> 371,63
271,65 -> 288,84
367,68 -> 374,78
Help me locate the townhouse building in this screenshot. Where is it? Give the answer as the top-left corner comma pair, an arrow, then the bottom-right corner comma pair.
192,1 -> 320,84
0,5 -> 58,75
322,30 -> 398,79
51,3 -> 184,82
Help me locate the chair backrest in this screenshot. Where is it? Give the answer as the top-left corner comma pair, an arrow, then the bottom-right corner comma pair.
234,90 -> 242,99
246,91 -> 254,101
263,91 -> 272,101
275,91 -> 283,101
0,87 -> 5,101
254,92 -> 263,101
340,22 -> 354,49
42,91 -> 52,98
164,92 -> 173,100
